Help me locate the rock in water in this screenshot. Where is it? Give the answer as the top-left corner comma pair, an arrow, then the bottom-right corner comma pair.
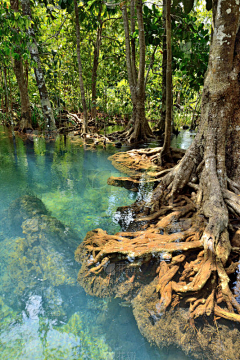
0,195 -> 82,320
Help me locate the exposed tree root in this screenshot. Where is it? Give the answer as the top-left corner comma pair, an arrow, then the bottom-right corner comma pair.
108,147 -> 185,177
132,278 -> 240,360
107,116 -> 155,144
75,141 -> 240,354
76,161 -> 240,320
74,6 -> 240,357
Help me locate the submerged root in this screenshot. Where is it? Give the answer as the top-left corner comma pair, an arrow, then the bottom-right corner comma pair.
76,185 -> 240,323
75,138 -> 240,358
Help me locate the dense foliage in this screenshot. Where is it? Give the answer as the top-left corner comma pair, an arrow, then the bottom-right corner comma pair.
0,0 -> 211,129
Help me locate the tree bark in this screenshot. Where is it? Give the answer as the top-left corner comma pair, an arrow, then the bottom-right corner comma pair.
226,27 -> 240,184
0,68 -> 5,112
91,3 -> 103,122
130,0 -> 137,84
11,0 -> 32,131
121,0 -> 153,142
3,67 -> 9,114
144,45 -> 158,90
159,0 -> 172,163
122,3 -> 137,106
13,57 -> 32,130
74,0 -> 88,133
21,0 -> 56,131
158,0 -> 167,133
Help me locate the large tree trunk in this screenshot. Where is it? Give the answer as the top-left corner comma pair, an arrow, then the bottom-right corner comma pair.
21,0 -> 56,131
226,30 -> 240,185
74,0 -> 88,133
139,0 -> 240,321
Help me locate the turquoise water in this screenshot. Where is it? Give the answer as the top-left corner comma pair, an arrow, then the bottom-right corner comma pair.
0,126 -> 190,360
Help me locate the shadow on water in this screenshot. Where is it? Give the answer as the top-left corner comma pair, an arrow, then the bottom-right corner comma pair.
0,126 -> 194,359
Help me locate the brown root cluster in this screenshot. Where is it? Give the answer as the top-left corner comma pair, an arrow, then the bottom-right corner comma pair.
132,278 -> 240,360
76,190 -> 240,320
108,147 -> 185,177
75,146 -> 240,359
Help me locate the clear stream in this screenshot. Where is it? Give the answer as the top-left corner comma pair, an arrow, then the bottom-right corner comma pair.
0,126 -> 194,360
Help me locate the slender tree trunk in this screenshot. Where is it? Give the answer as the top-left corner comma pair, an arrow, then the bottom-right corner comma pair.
21,0 -> 56,131
15,61 -> 32,131
10,0 -> 32,131
3,67 -> 9,114
158,0 -> 167,133
8,69 -> 13,112
73,0 -> 88,133
122,3 -> 137,107
190,91 -> 200,130
91,3 -> 103,122
130,0 -> 152,142
144,45 -> 158,90
3,66 -> 15,133
121,2 -> 137,130
0,68 -> 5,112
159,0 -> 172,162
121,0 -> 152,142
130,0 -> 137,84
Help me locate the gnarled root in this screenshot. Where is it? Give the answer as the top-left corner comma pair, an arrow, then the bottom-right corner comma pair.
108,147 -> 185,177
76,143 -> 240,324
75,128 -> 240,360
75,196 -> 206,299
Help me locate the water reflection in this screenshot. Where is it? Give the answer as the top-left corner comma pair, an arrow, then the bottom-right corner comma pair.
0,126 -> 191,360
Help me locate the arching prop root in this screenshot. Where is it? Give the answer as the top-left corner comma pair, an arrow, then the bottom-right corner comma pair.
107,119 -> 155,144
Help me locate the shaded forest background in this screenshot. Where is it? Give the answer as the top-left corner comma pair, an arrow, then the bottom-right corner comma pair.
0,0 -> 210,135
